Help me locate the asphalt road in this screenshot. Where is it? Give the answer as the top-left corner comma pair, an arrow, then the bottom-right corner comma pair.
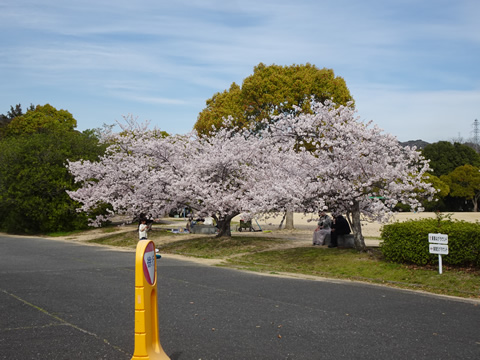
1,235 -> 479,360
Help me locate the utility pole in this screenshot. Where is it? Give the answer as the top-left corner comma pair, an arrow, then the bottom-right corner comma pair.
473,119 -> 479,152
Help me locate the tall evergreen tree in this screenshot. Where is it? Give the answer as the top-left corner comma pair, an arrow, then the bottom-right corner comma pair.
0,104 -> 106,233
422,141 -> 480,177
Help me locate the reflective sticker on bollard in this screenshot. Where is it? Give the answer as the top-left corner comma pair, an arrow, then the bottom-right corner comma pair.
143,242 -> 156,285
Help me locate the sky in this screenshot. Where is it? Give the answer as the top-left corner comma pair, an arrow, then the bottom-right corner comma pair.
1,0 -> 479,143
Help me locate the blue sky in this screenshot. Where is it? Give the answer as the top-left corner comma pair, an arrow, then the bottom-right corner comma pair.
1,0 -> 479,143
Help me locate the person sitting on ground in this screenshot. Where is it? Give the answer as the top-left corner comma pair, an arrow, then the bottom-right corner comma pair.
329,212 -> 351,248
313,208 -> 331,246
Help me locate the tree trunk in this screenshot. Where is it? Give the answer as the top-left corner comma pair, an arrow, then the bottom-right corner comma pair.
285,211 -> 294,230
350,200 -> 366,251
278,212 -> 287,230
215,214 -> 236,237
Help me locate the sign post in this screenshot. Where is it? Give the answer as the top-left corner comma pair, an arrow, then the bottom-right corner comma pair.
132,240 -> 170,360
428,234 -> 448,275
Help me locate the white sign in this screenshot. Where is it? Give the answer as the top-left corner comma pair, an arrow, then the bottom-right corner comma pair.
429,244 -> 449,255
428,233 -> 448,244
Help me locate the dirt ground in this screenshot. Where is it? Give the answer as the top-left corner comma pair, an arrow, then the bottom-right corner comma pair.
42,211 -> 480,246
232,212 -> 480,248
249,211 -> 480,236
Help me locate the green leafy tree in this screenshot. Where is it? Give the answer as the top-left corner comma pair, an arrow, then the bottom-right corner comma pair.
3,103 -> 76,137
0,103 -> 34,135
0,104 -> 22,124
422,141 -> 480,177
195,83 -> 244,133
440,165 -> 480,212
0,105 -> 106,234
422,173 -> 450,211
194,63 -> 354,134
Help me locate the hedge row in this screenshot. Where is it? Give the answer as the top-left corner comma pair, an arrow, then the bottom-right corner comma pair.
380,218 -> 480,267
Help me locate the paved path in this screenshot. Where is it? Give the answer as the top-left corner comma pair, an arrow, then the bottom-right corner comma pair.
1,235 -> 479,359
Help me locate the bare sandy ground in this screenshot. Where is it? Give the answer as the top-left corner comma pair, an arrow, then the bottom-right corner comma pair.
246,212 -> 480,238
7,212 -> 476,253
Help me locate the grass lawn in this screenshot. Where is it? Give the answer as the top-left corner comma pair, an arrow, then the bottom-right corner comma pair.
223,246 -> 480,299
66,228 -> 479,300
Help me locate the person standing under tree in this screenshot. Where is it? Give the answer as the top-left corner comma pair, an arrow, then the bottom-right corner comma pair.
139,219 -> 148,240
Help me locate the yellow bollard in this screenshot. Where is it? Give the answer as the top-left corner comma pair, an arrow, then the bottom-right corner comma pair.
132,240 -> 170,360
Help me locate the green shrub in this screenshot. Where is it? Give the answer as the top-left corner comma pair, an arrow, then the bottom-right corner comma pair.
381,216 -> 480,267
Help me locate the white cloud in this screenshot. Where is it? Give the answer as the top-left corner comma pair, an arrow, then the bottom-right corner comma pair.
0,0 -> 478,142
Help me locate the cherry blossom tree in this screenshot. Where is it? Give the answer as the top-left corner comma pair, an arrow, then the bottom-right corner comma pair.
67,117 -> 275,237
68,104 -> 435,248
67,123 -> 184,226
173,125 -> 273,236
250,101 -> 435,250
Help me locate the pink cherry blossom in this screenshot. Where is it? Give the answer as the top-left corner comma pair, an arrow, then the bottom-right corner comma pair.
68,103 -> 435,248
